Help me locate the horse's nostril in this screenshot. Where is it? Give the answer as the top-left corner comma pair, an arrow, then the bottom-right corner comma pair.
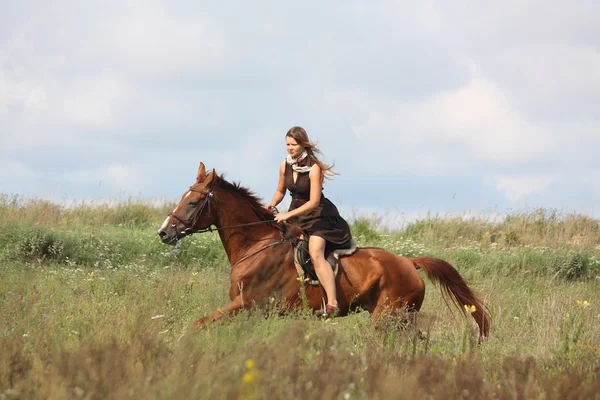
158,230 -> 167,238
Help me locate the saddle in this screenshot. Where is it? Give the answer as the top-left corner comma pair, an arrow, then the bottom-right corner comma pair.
292,233 -> 357,286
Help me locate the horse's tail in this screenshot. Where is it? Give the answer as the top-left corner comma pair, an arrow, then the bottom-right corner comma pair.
410,256 -> 490,341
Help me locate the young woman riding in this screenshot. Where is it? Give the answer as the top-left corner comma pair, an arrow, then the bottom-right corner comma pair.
265,126 -> 353,318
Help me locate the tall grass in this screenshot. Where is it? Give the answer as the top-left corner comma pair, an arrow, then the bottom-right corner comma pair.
1,195 -> 600,398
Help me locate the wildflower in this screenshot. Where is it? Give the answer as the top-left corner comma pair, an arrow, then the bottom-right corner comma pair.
464,304 -> 477,314
243,372 -> 254,384
87,272 -> 94,281
245,359 -> 255,369
576,300 -> 590,309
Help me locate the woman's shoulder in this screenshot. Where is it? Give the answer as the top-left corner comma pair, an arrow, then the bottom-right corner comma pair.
308,162 -> 322,179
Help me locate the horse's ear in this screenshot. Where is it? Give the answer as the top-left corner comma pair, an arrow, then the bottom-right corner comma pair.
197,162 -> 206,180
204,168 -> 216,185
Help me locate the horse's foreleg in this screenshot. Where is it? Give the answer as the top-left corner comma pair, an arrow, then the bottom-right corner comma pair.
193,295 -> 246,329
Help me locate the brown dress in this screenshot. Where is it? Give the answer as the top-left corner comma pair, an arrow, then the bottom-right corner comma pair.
285,157 -> 352,244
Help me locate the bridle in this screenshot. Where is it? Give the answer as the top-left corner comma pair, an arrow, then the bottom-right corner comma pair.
168,186 -> 215,236
168,185 -> 288,267
169,185 -> 279,235
167,185 -> 286,268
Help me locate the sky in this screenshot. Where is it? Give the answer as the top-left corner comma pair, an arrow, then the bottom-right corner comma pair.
2,1 -> 600,225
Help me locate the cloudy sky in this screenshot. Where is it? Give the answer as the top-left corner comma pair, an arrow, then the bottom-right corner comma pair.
2,1 -> 600,223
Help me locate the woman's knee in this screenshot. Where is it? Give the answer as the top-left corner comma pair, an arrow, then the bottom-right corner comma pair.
308,236 -> 326,261
309,249 -> 325,262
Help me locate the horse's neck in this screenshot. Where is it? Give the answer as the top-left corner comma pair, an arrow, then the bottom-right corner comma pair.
213,189 -> 277,264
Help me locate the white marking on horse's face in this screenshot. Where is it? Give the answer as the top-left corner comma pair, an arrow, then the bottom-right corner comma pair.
158,190 -> 191,234
158,213 -> 173,233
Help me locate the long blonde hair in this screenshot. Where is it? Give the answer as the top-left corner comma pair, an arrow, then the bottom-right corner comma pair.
286,126 -> 338,180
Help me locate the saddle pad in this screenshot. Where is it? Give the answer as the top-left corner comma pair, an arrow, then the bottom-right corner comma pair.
293,236 -> 357,286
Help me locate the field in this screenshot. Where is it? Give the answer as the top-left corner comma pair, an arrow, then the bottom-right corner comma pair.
1,194 -> 600,399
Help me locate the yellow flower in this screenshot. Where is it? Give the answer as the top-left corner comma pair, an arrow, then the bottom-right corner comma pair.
576,300 -> 590,309
245,359 -> 255,369
87,272 -> 94,281
464,304 -> 476,314
243,372 -> 254,384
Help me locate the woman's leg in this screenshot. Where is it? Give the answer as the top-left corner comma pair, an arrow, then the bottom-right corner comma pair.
309,235 -> 338,308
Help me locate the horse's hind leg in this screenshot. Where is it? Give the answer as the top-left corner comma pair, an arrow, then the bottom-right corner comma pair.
372,290 -> 424,331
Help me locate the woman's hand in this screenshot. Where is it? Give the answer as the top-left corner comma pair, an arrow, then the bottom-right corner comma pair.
274,212 -> 290,223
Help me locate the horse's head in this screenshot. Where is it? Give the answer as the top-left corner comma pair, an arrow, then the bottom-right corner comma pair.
157,162 -> 217,245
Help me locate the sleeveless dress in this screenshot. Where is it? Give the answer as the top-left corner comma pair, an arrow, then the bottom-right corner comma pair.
284,157 -> 352,244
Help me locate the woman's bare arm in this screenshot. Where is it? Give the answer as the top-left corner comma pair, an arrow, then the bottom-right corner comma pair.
266,160 -> 287,208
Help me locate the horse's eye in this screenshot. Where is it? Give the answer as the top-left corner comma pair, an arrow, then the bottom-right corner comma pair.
188,201 -> 199,207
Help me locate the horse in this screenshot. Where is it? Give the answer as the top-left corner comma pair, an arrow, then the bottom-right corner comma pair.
157,162 -> 490,342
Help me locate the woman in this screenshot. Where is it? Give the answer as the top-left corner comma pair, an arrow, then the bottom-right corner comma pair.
265,126 -> 352,317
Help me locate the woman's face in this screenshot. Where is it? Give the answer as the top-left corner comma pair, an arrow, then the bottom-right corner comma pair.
286,136 -> 304,158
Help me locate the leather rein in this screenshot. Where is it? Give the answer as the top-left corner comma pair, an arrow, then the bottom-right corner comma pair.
168,185 -> 287,268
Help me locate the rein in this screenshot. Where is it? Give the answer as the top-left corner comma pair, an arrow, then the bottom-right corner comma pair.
193,219 -> 276,234
230,239 -> 286,268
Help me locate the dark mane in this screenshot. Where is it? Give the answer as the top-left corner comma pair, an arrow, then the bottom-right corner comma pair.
214,173 -> 275,221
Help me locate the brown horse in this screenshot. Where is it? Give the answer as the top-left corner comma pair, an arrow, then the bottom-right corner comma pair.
158,163 -> 490,342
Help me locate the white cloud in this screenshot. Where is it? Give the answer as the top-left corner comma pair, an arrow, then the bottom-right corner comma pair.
0,160 -> 38,181
494,175 -> 560,202
350,76 -> 556,173
63,162 -> 148,194
105,1 -> 225,78
61,73 -> 126,127
486,43 -> 600,116
0,66 -> 48,116
0,0 -> 225,146
1,1 -> 600,216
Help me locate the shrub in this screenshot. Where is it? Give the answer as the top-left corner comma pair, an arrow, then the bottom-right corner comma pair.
350,217 -> 380,243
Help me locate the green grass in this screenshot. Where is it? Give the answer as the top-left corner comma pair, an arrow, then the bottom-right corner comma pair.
1,196 -> 600,398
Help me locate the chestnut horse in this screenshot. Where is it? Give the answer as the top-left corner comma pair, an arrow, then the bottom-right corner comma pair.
158,163 -> 489,342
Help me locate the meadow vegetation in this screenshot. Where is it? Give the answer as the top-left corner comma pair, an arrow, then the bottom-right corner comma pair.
1,194 -> 599,399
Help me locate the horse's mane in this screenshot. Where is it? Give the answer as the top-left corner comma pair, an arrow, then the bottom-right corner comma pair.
214,173 -> 275,221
